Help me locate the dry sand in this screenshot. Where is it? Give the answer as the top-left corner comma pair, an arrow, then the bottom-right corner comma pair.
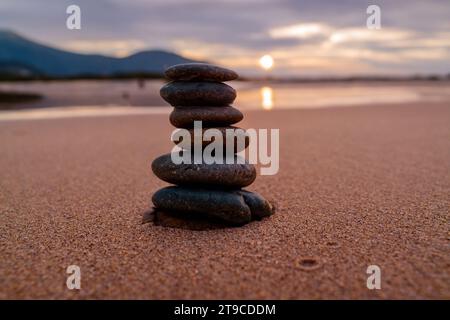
0,102 -> 449,299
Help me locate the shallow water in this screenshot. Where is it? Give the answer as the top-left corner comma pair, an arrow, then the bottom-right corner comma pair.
0,80 -> 449,120
236,81 -> 450,110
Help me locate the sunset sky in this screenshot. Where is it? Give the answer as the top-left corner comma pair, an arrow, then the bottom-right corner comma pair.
1,0 -> 449,77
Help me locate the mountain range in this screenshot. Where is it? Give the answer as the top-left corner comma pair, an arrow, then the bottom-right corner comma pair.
0,30 -> 198,79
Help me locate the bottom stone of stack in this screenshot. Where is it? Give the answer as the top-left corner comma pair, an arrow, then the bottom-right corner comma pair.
151,186 -> 274,225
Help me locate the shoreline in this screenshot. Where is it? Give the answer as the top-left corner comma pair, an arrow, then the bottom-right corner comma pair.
1,96 -> 449,122
2,80 -> 450,113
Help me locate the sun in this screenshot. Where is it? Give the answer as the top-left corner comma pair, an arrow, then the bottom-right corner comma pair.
259,54 -> 274,70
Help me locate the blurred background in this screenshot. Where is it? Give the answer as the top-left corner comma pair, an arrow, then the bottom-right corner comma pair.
0,0 -> 449,112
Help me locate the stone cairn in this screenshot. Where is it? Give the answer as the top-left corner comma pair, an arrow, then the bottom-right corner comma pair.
148,63 -> 274,226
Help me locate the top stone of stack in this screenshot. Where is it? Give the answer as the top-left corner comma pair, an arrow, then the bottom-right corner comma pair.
165,63 -> 238,82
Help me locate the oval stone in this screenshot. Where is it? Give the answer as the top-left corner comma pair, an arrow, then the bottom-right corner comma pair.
170,106 -> 243,128
239,190 -> 274,219
174,126 -> 249,152
152,187 -> 274,225
152,153 -> 256,188
160,81 -> 236,106
152,186 -> 251,225
165,63 -> 238,82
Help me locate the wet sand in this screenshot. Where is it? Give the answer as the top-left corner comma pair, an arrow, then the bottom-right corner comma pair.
0,102 -> 449,299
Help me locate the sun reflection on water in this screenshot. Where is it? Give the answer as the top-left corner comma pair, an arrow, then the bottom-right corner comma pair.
261,86 -> 274,110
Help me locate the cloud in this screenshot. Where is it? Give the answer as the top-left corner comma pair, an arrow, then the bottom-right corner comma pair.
1,0 -> 449,75
62,39 -> 147,57
269,23 -> 330,39
328,28 -> 413,44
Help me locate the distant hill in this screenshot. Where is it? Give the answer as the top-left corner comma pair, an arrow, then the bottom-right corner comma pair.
0,30 -> 198,79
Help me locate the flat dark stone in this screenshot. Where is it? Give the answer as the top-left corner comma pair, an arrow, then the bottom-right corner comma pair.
152,153 -> 256,188
152,187 -> 274,225
160,81 -> 236,106
148,208 -> 232,231
170,106 -> 243,128
175,126 -> 249,152
165,63 -> 238,82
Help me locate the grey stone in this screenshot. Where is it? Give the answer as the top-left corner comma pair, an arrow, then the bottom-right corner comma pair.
239,190 -> 274,219
151,153 -> 256,188
174,126 -> 249,152
165,63 -> 238,82
170,106 -> 243,128
160,81 -> 236,106
152,187 -> 274,225
149,208 -> 229,230
152,186 -> 251,225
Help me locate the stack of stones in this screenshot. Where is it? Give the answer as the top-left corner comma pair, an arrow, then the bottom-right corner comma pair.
150,63 -> 274,226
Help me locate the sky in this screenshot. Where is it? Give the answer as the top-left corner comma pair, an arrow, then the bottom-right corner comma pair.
1,0 -> 449,77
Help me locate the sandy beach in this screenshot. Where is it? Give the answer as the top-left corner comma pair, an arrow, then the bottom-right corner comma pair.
0,102 -> 449,299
